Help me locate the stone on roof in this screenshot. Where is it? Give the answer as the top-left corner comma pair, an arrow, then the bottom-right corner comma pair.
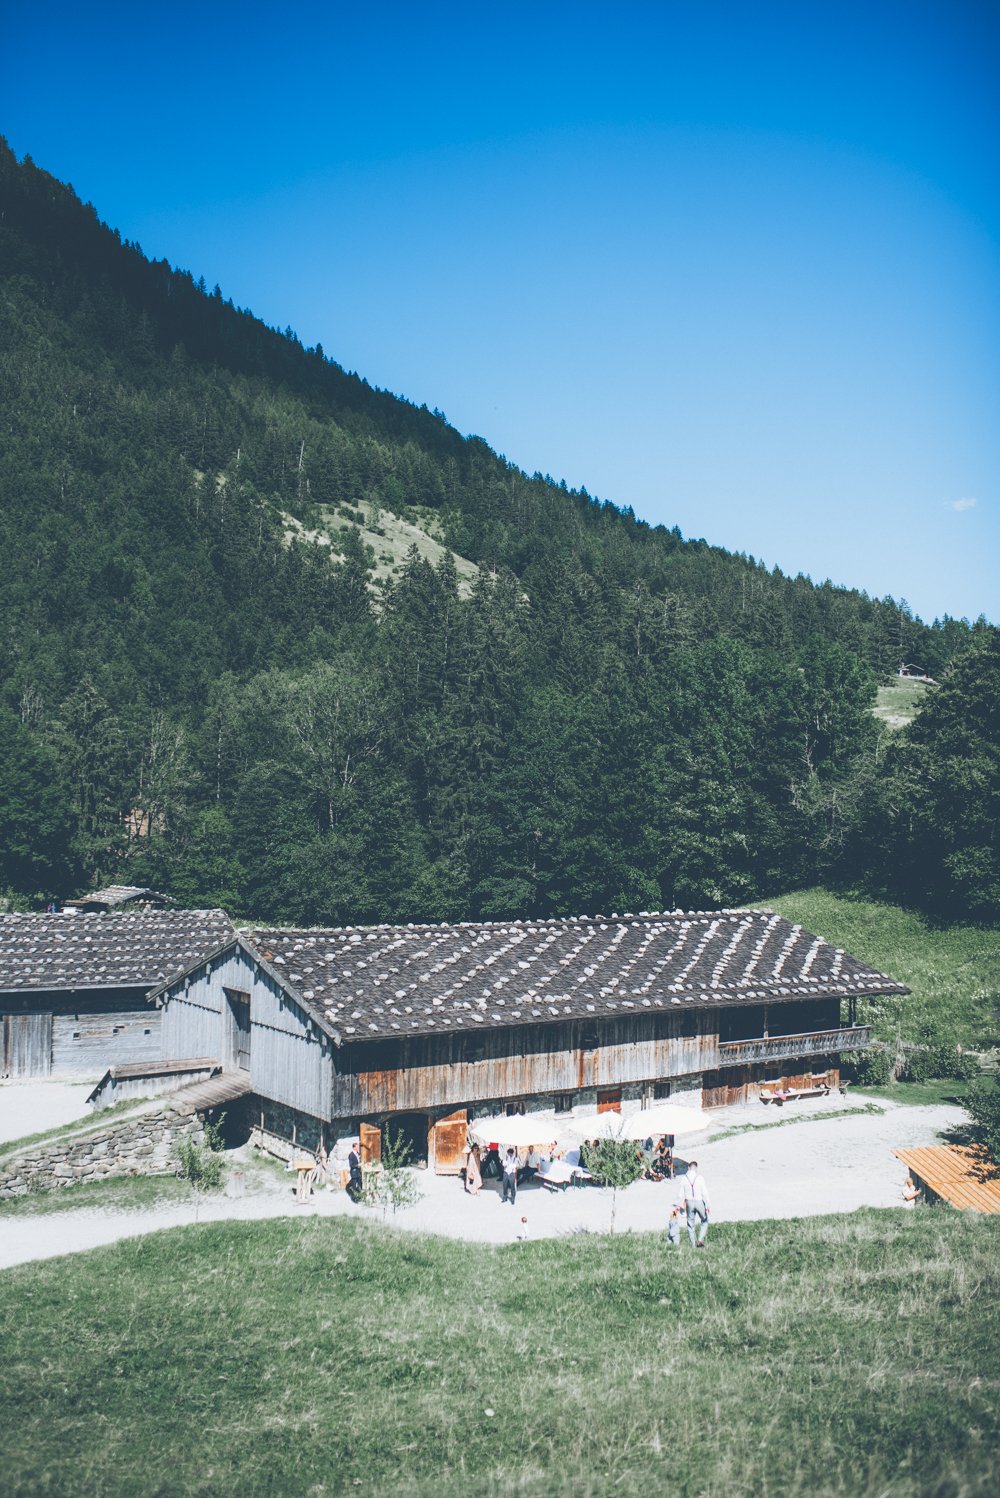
245,909 -> 908,1045
0,910 -> 235,993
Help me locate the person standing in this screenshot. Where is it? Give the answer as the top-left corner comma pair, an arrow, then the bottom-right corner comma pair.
683,1160 -> 710,1246
501,1145 -> 519,1204
465,1143 -> 483,1196
347,1142 -> 363,1202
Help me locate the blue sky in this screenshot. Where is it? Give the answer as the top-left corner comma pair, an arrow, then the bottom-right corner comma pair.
6,1 -> 998,624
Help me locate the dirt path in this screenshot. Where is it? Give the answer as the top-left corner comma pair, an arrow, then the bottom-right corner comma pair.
0,1097 -> 965,1268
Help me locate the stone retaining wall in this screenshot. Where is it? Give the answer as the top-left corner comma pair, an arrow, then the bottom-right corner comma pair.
0,1103 -> 207,1199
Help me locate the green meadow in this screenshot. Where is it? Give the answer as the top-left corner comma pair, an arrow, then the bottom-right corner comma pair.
2,1211 -> 997,1497
767,890 -> 1000,1050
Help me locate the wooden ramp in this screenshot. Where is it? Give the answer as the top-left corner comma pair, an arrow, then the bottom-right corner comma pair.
170,1070 -> 254,1112
895,1145 -> 1000,1214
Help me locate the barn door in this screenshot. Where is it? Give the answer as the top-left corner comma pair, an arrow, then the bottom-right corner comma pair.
359,1121 -> 382,1166
431,1108 -> 468,1175
224,990 -> 252,1072
4,1014 -> 52,1077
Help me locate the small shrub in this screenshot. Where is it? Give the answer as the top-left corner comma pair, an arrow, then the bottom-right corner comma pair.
964,1075 -> 1000,1165
848,1048 -> 894,1086
905,1046 -> 980,1083
177,1136 -> 224,1191
361,1129 -> 422,1215
581,1136 -> 645,1234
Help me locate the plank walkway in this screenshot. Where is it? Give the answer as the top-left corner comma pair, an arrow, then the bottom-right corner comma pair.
170,1071 -> 254,1111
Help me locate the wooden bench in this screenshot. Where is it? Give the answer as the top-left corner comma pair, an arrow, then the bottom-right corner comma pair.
760,1084 -> 830,1105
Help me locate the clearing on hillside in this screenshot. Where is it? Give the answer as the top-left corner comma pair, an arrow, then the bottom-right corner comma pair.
282,502 -> 481,596
874,675 -> 933,729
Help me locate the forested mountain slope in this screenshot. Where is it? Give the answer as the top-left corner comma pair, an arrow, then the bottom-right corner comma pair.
0,141 -> 995,922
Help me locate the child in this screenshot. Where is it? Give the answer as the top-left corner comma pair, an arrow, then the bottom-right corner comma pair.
516,1215 -> 529,1241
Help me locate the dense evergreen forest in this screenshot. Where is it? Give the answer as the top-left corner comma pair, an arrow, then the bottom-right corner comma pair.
1,141 -> 996,924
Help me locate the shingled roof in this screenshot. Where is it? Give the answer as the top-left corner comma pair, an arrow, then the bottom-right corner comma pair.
63,884 -> 174,911
0,910 -> 235,993
246,909 -> 908,1044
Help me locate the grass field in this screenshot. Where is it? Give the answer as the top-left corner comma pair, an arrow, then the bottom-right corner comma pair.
1,1211 -> 997,1497
873,678 -> 932,730
0,1171 -> 192,1218
767,889 -> 1000,1050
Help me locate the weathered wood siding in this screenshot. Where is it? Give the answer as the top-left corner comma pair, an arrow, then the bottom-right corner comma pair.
2,1013 -> 51,1077
702,1064 -> 840,1108
332,1011 -> 723,1116
161,948 -> 330,1119
51,1010 -> 160,1075
1,988 -> 159,1077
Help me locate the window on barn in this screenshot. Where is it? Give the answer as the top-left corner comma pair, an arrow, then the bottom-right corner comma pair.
654,1081 -> 672,1099
554,1092 -> 575,1114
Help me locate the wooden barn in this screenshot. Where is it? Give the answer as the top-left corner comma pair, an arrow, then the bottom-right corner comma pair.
152,909 -> 908,1171
0,910 -> 234,1078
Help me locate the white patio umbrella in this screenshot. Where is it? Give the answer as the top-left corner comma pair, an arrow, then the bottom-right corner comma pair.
468,1113 -> 566,1149
620,1103 -> 709,1140
565,1111 -> 630,1141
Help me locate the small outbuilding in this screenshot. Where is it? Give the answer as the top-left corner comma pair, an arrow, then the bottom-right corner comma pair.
895,1145 -> 1000,1214
62,885 -> 175,913
0,909 -> 234,1078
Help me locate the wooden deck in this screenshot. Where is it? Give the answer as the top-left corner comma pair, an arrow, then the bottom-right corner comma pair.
895,1145 -> 1000,1214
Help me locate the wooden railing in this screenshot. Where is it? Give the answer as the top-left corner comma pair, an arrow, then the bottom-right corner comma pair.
717,1026 -> 871,1064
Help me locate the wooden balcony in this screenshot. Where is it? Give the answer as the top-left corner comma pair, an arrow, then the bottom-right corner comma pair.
717,1025 -> 871,1064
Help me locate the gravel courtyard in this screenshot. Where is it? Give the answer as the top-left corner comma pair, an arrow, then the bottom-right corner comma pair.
0,1089 -> 967,1269
0,1078 -> 95,1145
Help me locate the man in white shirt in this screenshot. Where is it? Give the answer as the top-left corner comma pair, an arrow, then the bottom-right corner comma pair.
501,1145 -> 519,1204
521,1148 -> 542,1183
681,1160 -> 711,1247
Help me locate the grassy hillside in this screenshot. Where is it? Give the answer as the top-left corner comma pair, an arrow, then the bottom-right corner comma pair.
1,1213 -> 996,1497
768,889 -> 1000,1049
1,141 -> 995,924
873,677 -> 933,730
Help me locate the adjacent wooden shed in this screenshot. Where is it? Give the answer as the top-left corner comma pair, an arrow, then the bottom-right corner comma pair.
895,1145 -> 1000,1213
0,910 -> 234,1078
154,908 -> 908,1171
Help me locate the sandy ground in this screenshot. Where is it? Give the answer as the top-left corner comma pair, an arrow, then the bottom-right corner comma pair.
0,1092 -> 966,1269
0,1079 -> 96,1145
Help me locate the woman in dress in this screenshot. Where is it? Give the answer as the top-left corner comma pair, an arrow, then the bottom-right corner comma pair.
465,1142 -> 483,1195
